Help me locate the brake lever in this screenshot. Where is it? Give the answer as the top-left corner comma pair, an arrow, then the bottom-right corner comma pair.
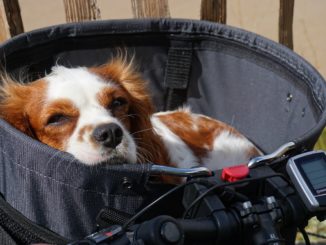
248,142 -> 296,168
150,165 -> 213,178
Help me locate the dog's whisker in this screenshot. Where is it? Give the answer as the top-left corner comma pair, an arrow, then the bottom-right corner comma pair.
137,146 -> 155,162
44,150 -> 62,166
135,141 -> 157,150
64,158 -> 78,175
134,142 -> 161,156
131,128 -> 153,135
136,151 -> 151,163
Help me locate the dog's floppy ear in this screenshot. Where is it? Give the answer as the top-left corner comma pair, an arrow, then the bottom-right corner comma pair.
0,77 -> 40,137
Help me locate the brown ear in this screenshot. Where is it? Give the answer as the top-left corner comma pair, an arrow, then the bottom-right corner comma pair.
0,78 -> 36,137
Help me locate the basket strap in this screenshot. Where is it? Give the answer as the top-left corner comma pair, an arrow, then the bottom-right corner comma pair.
164,45 -> 193,110
96,207 -> 133,229
0,193 -> 69,245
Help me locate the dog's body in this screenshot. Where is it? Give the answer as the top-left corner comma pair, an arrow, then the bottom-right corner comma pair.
0,58 -> 260,169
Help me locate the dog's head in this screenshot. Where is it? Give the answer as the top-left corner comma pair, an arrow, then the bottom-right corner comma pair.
0,59 -> 167,165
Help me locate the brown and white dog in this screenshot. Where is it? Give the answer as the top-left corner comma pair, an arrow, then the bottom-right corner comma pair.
0,58 -> 260,170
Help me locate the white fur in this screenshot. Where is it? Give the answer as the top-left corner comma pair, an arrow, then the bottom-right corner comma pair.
44,66 -> 137,165
203,131 -> 254,169
151,115 -> 199,168
154,106 -> 191,116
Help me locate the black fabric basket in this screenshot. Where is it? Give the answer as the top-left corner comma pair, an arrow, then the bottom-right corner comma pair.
0,19 -> 326,241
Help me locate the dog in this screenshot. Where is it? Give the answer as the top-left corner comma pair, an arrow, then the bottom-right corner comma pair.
0,58 -> 260,171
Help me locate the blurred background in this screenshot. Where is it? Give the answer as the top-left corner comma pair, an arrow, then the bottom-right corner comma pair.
1,0 -> 326,243
15,0 -> 326,80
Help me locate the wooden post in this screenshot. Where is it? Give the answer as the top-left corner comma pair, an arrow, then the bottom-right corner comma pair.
63,0 -> 101,22
279,0 -> 294,49
201,0 -> 227,24
131,0 -> 170,18
0,2 -> 10,42
0,0 -> 24,42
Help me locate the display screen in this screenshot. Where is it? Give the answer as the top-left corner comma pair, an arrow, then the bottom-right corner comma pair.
301,158 -> 326,195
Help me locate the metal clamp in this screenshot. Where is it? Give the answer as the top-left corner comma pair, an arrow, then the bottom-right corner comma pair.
248,142 -> 296,168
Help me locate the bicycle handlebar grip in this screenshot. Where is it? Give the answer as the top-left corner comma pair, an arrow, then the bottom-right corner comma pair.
133,215 -> 184,245
178,218 -> 217,240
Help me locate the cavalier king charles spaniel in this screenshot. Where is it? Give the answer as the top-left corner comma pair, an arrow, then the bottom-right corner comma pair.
0,58 -> 260,170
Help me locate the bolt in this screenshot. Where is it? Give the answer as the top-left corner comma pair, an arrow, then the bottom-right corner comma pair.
243,201 -> 253,210
266,196 -> 276,205
122,177 -> 132,189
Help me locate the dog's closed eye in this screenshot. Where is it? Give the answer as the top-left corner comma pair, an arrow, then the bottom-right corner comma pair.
46,114 -> 71,126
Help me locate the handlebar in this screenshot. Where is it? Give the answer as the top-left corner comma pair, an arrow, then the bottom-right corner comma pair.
70,144 -> 326,245
69,163 -> 315,245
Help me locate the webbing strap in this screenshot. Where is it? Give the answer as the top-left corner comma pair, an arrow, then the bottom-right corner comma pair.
96,207 -> 132,229
0,226 -> 17,245
164,46 -> 193,110
0,194 -> 69,245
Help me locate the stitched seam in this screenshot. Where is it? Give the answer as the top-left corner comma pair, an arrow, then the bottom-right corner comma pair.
0,149 -> 128,197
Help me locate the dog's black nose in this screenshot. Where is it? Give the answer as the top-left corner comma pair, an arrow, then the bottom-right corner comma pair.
92,123 -> 123,148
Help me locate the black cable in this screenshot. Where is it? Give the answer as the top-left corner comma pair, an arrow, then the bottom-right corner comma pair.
183,173 -> 288,218
306,231 -> 326,239
122,179 -> 213,229
222,187 -> 249,202
299,227 -> 311,245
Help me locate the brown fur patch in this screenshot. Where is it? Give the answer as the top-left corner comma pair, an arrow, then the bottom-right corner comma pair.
0,78 -> 47,137
78,125 -> 94,142
156,110 -> 241,160
96,87 -> 116,109
34,99 -> 79,150
0,78 -> 79,151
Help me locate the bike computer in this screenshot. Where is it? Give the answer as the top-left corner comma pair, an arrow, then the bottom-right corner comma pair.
286,150 -> 326,212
